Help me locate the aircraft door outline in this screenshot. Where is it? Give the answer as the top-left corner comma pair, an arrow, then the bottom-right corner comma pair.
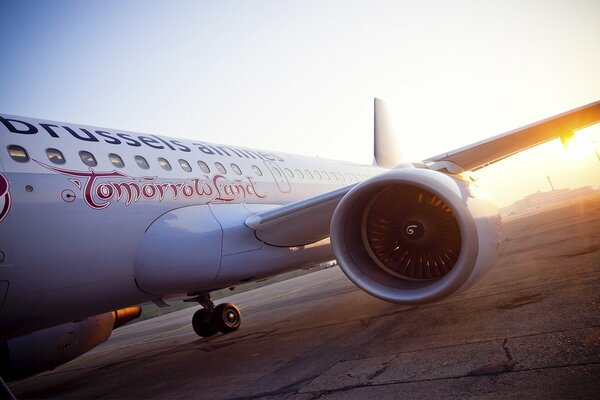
263,160 -> 291,193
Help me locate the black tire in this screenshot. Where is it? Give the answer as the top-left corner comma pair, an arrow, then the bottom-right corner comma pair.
213,303 -> 241,333
192,308 -> 218,337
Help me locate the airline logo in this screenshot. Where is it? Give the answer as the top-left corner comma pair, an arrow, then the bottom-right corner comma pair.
0,173 -> 10,222
1,115 -> 285,163
39,162 -> 266,210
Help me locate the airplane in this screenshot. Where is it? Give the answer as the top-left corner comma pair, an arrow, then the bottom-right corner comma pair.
0,99 -> 599,382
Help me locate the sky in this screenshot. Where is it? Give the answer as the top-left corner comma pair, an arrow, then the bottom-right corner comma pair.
0,0 -> 599,207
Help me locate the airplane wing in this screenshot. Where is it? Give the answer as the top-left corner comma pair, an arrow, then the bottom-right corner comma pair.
424,100 -> 600,171
247,100 -> 600,248
245,185 -> 355,247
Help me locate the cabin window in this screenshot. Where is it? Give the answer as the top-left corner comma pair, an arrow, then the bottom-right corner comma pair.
252,165 -> 263,176
284,168 -> 294,178
179,159 -> 192,172
322,171 -> 330,180
231,163 -> 242,175
294,169 -> 304,179
135,155 -> 150,170
304,169 -> 313,179
158,158 -> 171,171
314,170 -> 322,180
197,160 -> 210,173
46,148 -> 66,165
337,172 -> 345,181
7,145 -> 30,163
215,162 -> 227,174
79,151 -> 97,167
344,173 -> 351,181
331,172 -> 338,180
109,153 -> 124,168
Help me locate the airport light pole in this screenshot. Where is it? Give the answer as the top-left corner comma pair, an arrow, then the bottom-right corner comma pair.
546,176 -> 555,192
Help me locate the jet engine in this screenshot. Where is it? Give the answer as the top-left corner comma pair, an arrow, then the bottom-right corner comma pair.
330,168 -> 501,304
1,307 -> 141,381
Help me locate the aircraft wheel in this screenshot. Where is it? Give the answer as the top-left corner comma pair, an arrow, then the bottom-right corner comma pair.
214,303 -> 242,333
192,308 -> 218,337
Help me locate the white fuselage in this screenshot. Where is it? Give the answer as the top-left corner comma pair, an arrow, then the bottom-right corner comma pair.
0,114 -> 383,339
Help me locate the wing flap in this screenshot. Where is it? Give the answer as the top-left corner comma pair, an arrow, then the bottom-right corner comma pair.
425,101 -> 600,171
245,185 -> 355,247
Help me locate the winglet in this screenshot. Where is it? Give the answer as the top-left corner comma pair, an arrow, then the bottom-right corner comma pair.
374,98 -> 402,168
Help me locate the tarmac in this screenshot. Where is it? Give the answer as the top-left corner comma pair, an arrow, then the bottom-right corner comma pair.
9,193 -> 600,399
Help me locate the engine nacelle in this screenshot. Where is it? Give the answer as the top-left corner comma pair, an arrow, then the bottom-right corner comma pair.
1,307 -> 141,381
331,168 -> 501,304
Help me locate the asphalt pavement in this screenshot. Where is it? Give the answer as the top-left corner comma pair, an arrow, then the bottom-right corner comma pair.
10,193 -> 600,399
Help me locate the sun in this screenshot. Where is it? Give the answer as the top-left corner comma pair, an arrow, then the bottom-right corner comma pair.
562,129 -> 598,160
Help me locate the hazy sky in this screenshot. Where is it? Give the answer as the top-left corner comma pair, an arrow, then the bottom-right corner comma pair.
1,0 -> 599,206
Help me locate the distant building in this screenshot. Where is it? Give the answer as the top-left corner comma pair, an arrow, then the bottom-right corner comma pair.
502,186 -> 595,215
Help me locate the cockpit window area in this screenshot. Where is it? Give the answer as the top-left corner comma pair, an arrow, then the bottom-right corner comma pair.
46,148 -> 66,165
109,153 -> 125,168
7,145 -> 29,163
179,159 -> 192,172
158,157 -> 172,171
135,155 -> 150,170
79,151 -> 97,167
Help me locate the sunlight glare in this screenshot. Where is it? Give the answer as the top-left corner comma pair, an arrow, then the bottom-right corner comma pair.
564,131 -> 596,160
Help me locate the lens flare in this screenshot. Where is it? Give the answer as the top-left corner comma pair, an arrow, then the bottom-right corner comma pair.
563,133 -> 592,159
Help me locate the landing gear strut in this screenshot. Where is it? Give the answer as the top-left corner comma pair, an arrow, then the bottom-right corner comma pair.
186,294 -> 242,337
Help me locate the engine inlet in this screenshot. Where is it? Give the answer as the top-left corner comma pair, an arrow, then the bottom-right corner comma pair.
362,185 -> 461,281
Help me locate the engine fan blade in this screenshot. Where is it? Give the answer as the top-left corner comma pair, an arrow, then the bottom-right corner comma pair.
364,185 -> 461,280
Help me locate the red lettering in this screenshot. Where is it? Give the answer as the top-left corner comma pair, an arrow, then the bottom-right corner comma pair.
37,162 -> 267,210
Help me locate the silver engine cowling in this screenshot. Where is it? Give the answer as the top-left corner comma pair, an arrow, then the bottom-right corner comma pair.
331,168 -> 501,304
1,307 -> 141,381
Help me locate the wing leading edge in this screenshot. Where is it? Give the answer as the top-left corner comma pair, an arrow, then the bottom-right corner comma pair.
425,100 -> 600,171
245,185 -> 355,247
247,100 -> 600,248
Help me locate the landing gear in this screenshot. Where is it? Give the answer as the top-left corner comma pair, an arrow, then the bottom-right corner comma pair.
192,308 -> 218,337
213,303 -> 242,333
187,294 -> 242,338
